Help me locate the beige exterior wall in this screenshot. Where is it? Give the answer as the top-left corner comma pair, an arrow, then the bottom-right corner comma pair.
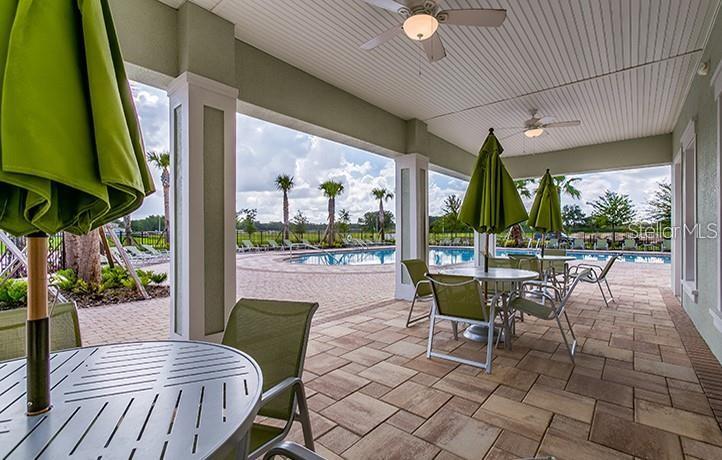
672,9 -> 722,362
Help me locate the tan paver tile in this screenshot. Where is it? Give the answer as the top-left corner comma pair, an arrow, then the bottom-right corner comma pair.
547,414 -> 590,440
583,338 -> 634,362
602,365 -> 668,394
473,395 -> 552,440
565,373 -> 633,407
538,432 -> 633,460
635,399 -> 722,445
321,392 -> 397,436
305,353 -> 350,375
358,381 -> 393,398
307,369 -> 369,400
478,365 -> 538,392
635,356 -> 698,383
382,340 -> 427,358
358,360 -> 417,387
493,430 -> 539,458
517,352 -> 573,380
403,355 -> 457,378
524,384 -> 596,423
340,346 -> 391,367
432,369 -> 497,403
386,410 -> 425,433
381,380 -> 452,418
317,426 -> 360,454
415,408 -> 500,460
681,437 -> 722,460
343,423 -> 439,460
670,388 -> 714,416
590,411 -> 683,459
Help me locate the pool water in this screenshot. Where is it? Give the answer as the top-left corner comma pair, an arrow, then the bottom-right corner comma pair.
290,247 -> 670,266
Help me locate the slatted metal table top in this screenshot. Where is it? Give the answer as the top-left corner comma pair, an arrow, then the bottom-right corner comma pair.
0,340 -> 262,460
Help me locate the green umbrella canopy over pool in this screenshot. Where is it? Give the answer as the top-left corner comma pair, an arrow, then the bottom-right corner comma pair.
0,0 -> 155,237
459,130 -> 528,234
527,169 -> 563,234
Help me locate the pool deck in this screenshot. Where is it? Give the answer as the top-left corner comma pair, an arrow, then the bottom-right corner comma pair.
74,252 -> 722,459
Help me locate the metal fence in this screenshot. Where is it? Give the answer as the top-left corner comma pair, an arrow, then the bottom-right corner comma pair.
0,233 -> 66,277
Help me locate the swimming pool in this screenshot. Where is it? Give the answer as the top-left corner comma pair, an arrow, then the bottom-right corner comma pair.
289,247 -> 671,266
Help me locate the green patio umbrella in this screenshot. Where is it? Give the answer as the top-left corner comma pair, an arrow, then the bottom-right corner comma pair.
459,129 -> 528,270
527,169 -> 563,257
0,0 -> 154,414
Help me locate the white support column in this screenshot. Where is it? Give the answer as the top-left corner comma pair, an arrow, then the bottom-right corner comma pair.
395,154 -> 429,300
168,72 -> 237,342
473,232 -> 496,269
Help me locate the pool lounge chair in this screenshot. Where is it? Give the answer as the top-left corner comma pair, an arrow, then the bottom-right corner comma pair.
124,245 -> 156,261
546,238 -> 559,249
623,238 -> 637,250
141,244 -> 169,258
243,240 -> 267,252
301,239 -> 317,249
594,239 -> 609,250
568,255 -> 618,307
267,240 -> 281,250
283,239 -> 303,250
572,238 -> 585,250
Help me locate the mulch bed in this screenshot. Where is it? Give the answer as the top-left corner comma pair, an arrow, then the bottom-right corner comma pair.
64,285 -> 169,308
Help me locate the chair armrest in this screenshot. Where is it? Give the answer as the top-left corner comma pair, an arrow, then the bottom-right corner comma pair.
569,264 -> 600,278
263,441 -> 326,460
261,377 -> 304,405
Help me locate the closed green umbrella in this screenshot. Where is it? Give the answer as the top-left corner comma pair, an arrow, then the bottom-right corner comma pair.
0,0 -> 154,414
527,169 -> 563,257
459,129 -> 528,270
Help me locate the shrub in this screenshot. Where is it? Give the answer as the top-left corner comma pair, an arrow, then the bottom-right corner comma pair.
0,279 -> 28,304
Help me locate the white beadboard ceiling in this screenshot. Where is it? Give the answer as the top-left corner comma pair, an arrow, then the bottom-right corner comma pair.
158,0 -> 720,156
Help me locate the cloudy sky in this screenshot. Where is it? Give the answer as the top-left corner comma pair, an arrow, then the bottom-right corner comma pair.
131,81 -> 670,223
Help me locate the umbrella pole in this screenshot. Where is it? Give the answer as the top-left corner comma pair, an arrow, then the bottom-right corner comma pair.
484,232 -> 490,273
26,233 -> 51,415
541,233 -> 546,258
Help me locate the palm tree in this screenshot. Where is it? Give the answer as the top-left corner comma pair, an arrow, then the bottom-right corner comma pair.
275,174 -> 294,240
371,188 -> 393,241
147,151 -> 171,244
553,176 -> 582,200
319,180 -> 344,246
123,215 -> 133,245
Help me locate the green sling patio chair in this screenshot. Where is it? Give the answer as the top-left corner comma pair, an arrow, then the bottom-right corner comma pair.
425,274 -> 502,373
508,254 -> 541,277
0,302 -> 82,361
222,298 -> 318,459
508,269 -> 591,363
572,238 -> 585,250
401,259 -> 433,327
568,255 -> 619,307
544,248 -> 569,281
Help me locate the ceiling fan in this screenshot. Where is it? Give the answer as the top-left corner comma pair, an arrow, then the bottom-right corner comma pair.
499,110 -> 582,139
360,0 -> 506,63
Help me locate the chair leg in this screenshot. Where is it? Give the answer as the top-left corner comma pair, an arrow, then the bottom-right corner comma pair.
451,321 -> 459,340
485,320 -> 494,374
406,291 -> 430,328
426,312 -> 436,358
294,384 -> 315,451
555,315 -> 575,363
604,279 -> 615,303
597,280 -> 609,307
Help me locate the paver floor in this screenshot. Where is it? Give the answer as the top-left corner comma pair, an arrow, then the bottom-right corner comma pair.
77,254 -> 722,459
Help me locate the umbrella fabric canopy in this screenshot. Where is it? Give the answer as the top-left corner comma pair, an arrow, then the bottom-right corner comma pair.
527,169 -> 563,257
459,129 -> 528,270
527,169 -> 563,235
0,0 -> 154,236
0,0 -> 154,414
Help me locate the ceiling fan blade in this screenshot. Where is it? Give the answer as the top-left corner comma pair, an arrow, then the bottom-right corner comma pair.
361,25 -> 403,50
543,120 -> 581,128
361,0 -> 409,14
422,33 -> 446,62
495,126 -> 526,130
438,8 -> 507,27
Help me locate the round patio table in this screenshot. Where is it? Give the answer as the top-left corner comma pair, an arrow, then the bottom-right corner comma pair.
436,267 -> 538,343
0,340 -> 262,459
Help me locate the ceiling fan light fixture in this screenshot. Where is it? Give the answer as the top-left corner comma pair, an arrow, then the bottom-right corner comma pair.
524,127 -> 544,138
403,14 -> 439,41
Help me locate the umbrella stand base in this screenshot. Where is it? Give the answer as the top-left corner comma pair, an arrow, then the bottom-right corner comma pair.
463,325 -> 505,343
26,317 -> 51,416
